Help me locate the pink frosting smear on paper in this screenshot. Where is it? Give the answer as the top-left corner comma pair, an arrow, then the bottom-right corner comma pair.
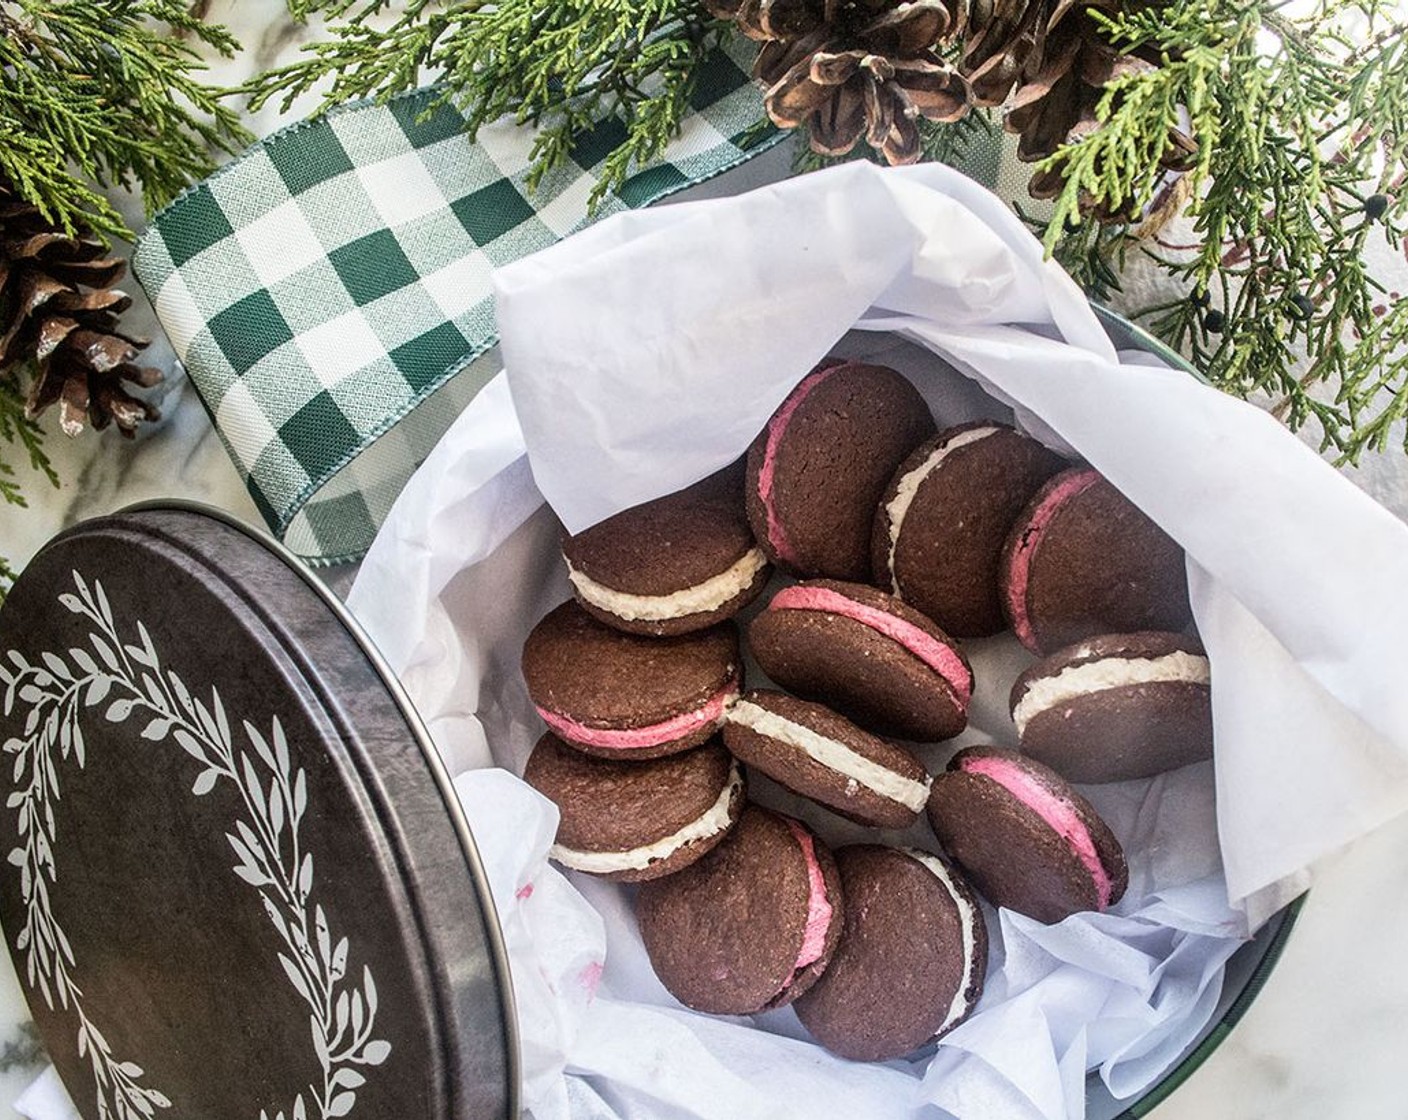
1004,468 -> 1101,651
757,366 -> 839,566
959,754 -> 1115,910
768,584 -> 972,704
537,676 -> 739,749
784,819 -> 834,974
577,960 -> 604,998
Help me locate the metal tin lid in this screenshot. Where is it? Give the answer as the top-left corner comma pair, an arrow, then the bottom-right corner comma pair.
0,506 -> 518,1120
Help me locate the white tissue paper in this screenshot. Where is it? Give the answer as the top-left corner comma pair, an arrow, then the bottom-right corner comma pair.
341,161 -> 1408,1120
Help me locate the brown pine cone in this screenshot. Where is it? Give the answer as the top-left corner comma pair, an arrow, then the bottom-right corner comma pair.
0,181 -> 161,437
714,1 -> 973,165
963,0 -> 1195,207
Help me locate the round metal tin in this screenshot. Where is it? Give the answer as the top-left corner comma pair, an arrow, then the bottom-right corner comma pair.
0,305 -> 1301,1120
0,505 -> 517,1120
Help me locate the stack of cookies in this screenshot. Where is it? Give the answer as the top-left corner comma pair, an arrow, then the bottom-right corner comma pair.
518,358 -> 1214,1062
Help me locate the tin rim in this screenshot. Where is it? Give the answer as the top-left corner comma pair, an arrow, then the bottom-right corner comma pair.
1097,893 -> 1304,1117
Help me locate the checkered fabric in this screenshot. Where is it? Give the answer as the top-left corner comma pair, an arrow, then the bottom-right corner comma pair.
132,43 -> 779,564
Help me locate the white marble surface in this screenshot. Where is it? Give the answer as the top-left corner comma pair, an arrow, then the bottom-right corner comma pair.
1,3 -> 1406,1117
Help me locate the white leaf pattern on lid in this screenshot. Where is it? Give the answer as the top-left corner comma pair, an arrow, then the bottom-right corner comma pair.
0,570 -> 390,1119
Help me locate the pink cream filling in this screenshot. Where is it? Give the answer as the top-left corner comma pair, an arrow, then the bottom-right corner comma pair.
959,755 -> 1115,910
537,677 -> 738,750
1004,468 -> 1101,650
756,366 -> 839,566
768,585 -> 972,704
784,819 -> 834,977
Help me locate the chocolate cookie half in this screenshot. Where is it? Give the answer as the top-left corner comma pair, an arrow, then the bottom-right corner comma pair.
524,733 -> 745,881
927,745 -> 1128,924
999,467 -> 1193,655
636,805 -> 843,1014
562,461 -> 771,636
793,845 -> 987,1062
522,600 -> 741,759
747,579 -> 972,741
745,360 -> 935,580
722,690 -> 931,829
872,422 -> 1068,637
1010,631 -> 1213,783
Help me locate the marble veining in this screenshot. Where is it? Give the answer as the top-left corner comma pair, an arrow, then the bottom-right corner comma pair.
0,3 -> 1405,1118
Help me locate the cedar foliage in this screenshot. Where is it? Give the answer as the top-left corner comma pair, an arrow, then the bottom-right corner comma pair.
1039,0 -> 1408,459
245,0 -> 732,208
0,1 -> 249,597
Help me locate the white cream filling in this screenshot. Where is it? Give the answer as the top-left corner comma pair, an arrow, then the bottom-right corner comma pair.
905,848 -> 979,1034
882,426 -> 999,592
549,763 -> 743,874
1012,651 -> 1212,736
565,548 -> 769,622
726,701 -> 931,811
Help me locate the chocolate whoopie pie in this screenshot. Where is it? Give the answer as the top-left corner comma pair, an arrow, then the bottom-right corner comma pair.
522,600 -> 741,759
748,579 -> 972,741
793,845 -> 987,1062
745,359 -> 935,580
872,422 -> 1068,637
636,805 -> 843,1015
722,690 -> 932,829
1010,631 -> 1213,783
523,733 -> 745,881
999,466 -> 1193,655
927,745 -> 1128,924
561,461 -> 771,636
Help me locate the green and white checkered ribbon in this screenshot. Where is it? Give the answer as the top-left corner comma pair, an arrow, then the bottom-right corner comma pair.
132,43 -> 778,564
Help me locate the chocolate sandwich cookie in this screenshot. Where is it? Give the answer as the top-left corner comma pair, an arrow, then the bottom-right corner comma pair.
745,359 -> 935,580
872,422 -> 1068,637
1010,631 -> 1213,783
722,690 -> 931,829
523,733 -> 745,881
793,845 -> 987,1062
522,600 -> 741,759
747,579 -> 972,741
927,745 -> 1128,924
636,805 -> 843,1015
561,462 -> 771,636
999,466 -> 1193,655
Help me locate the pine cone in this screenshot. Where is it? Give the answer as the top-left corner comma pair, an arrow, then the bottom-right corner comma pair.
963,1 -> 1195,208
0,181 -> 160,438
711,1 -> 973,165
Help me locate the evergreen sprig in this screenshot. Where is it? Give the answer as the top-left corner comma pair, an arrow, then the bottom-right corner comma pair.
1037,0 -> 1408,461
0,1 -> 249,597
245,0 -> 731,208
0,1 -> 250,239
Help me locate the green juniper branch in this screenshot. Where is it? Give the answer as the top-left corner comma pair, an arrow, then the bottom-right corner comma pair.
0,0 -> 249,239
0,1 -> 249,598
1034,0 -> 1408,462
245,0 -> 732,209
